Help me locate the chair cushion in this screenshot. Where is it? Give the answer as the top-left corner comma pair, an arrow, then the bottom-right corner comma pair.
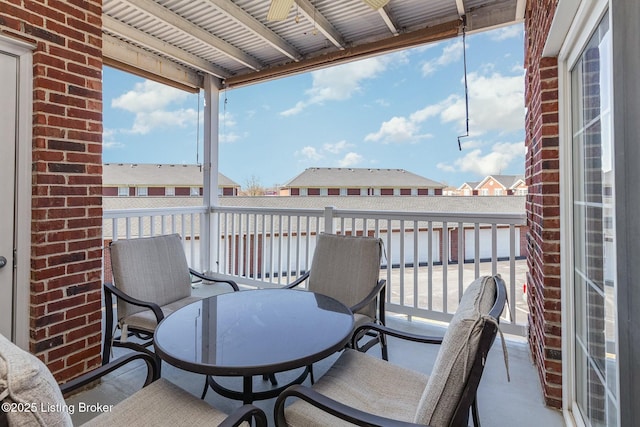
413,275 -> 497,426
110,234 -> 193,320
120,296 -> 203,332
0,334 -> 73,427
308,233 -> 382,318
84,378 -> 236,426
284,349 -> 429,426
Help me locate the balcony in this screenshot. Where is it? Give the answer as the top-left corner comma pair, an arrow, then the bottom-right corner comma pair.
68,281 -> 563,426
80,204 -> 562,424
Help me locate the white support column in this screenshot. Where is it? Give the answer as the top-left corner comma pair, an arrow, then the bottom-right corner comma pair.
202,74 -> 222,274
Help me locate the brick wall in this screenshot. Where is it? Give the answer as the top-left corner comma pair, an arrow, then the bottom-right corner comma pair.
0,1 -> 103,382
524,0 -> 562,409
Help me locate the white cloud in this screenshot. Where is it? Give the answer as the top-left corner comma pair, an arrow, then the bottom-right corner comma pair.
437,141 -> 525,176
489,25 -> 523,41
421,40 -> 463,76
112,79 -> 197,135
296,146 -> 323,161
338,152 -> 363,167
103,129 -> 124,149
130,109 -> 198,135
323,140 -> 352,154
280,53 -> 405,116
112,80 -> 189,112
370,71 -> 524,143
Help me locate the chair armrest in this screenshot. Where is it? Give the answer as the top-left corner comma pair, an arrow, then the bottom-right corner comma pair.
352,322 -> 444,350
104,283 -> 164,323
218,404 -> 268,427
274,384 -> 426,427
189,269 -> 240,291
284,271 -> 310,289
350,279 -> 386,314
60,352 -> 158,396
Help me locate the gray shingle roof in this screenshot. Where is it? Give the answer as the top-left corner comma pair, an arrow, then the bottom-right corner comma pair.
284,168 -> 445,189
103,163 -> 239,187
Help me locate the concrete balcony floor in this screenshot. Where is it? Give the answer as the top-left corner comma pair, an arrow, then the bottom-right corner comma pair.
67,286 -> 564,426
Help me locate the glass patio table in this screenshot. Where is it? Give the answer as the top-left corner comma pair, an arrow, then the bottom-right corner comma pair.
153,288 -> 354,404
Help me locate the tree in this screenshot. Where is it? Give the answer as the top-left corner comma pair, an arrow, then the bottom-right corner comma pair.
241,175 -> 266,196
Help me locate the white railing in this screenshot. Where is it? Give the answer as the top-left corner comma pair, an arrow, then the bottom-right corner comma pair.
103,205 -> 528,335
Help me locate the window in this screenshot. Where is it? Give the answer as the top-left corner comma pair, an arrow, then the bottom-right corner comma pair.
517,188 -> 528,195
190,187 -> 200,196
569,11 -> 617,426
166,186 -> 175,196
480,189 -> 489,196
118,187 -> 128,197
495,189 -> 504,196
136,187 -> 148,196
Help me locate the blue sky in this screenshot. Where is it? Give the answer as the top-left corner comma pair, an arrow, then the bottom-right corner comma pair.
103,23 -> 525,189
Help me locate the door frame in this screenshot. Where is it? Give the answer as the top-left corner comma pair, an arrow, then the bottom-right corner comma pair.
0,34 -> 33,348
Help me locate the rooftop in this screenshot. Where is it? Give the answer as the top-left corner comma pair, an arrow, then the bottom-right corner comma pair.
284,167 -> 446,188
103,163 -> 240,187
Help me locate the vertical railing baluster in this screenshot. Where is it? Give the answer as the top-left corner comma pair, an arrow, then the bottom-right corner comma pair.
399,219 -> 405,307
458,221 -> 464,301
510,224 -> 517,324
442,221 -> 448,314
491,224 -> 498,275
474,223 -> 480,278
413,221 -> 419,309
277,214 -> 283,285
427,220 -> 433,311
386,220 -> 392,306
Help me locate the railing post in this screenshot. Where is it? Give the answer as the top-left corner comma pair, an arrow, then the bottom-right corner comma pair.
323,206 -> 335,234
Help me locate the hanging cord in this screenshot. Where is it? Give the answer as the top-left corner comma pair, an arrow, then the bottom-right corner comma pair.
457,15 -> 470,151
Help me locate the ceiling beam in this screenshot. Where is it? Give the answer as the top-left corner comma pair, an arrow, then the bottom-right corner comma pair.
205,0 -> 301,61
224,19 -> 460,88
455,0 -> 466,17
295,0 -> 346,49
123,0 -> 263,70
103,16 -> 230,79
378,6 -> 398,36
103,34 -> 204,92
515,0 -> 526,20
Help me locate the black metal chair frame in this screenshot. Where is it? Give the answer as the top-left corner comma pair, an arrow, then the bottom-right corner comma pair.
102,266 -> 239,368
286,270 -> 389,361
60,352 -> 267,427
274,275 -> 508,427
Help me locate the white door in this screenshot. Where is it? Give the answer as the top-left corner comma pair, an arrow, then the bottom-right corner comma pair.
0,50 -> 18,339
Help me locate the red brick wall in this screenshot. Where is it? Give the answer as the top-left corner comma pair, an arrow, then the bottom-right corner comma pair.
0,1 -> 103,382
524,0 -> 562,409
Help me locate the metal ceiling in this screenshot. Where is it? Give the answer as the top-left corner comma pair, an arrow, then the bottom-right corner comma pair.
102,0 -> 525,91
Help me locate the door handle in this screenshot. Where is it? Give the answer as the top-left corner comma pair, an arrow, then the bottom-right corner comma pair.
0,256 -> 7,269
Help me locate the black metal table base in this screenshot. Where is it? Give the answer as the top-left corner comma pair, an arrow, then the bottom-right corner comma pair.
205,367 -> 311,404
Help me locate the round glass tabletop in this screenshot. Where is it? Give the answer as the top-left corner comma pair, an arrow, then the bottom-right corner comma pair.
154,288 -> 354,377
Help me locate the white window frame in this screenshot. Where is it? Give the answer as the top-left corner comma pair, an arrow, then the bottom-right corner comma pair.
137,186 -> 148,196
555,1 -> 615,425
165,186 -> 175,196
190,186 -> 200,196
118,186 -> 128,197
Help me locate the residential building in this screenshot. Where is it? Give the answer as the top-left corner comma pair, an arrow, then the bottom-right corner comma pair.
283,167 -> 446,196
102,163 -> 240,198
457,176 -> 527,196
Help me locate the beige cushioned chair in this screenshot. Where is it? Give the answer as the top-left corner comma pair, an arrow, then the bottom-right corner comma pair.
103,233 -> 239,366
0,333 -> 266,426
275,275 -> 508,427
286,233 -> 387,358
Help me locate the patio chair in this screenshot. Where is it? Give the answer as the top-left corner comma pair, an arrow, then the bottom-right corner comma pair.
275,275 -> 508,427
0,333 -> 267,427
286,233 -> 388,360
102,233 -> 239,366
